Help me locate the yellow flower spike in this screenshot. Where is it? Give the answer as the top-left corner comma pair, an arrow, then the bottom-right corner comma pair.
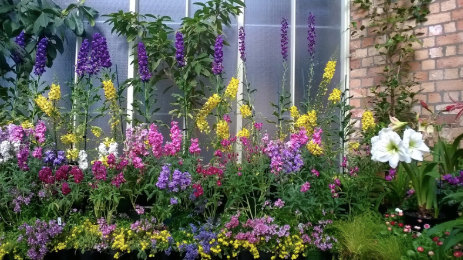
239,104 -> 252,118
362,111 -> 376,132
323,61 -> 336,82
225,77 -> 239,99
328,88 -> 341,103
237,127 -> 250,139
348,142 -> 360,151
290,105 -> 300,119
216,120 -> 230,140
21,121 -> 34,130
307,140 -> 323,156
61,133 -> 77,145
102,80 -> 117,101
35,95 -> 54,117
48,83 -> 61,101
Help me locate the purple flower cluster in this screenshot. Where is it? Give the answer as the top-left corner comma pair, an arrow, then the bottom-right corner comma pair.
307,13 -> 316,57
34,121 -> 47,143
385,168 -> 397,181
300,220 -> 336,251
11,189 -> 33,213
97,218 -> 116,245
135,204 -> 145,215
235,216 -> 290,244
300,182 -> 311,192
189,138 -> 201,155
111,172 -> 125,188
225,212 -> 240,229
212,35 -> 224,75
175,31 -> 186,67
130,217 -> 157,232
274,198 -> 285,208
13,31 -> 26,64
148,123 -> 164,158
281,17 -> 289,61
75,33 -> 111,76
179,243 -> 198,260
34,38 -> 48,76
138,42 -> 151,82
92,161 -> 107,181
75,39 -> 91,77
17,146 -> 29,171
164,121 -> 182,156
43,150 -> 66,166
238,26 -> 246,62
443,171 -> 463,185
265,134 -> 305,175
18,219 -> 64,260
124,125 -> 150,159
156,164 -> 192,192
190,223 -> 218,255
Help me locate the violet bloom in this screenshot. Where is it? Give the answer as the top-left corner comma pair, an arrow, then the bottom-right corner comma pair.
175,31 -> 185,67
274,198 -> 285,208
34,38 -> 48,76
307,13 -> 316,57
170,198 -> 178,205
212,35 -> 224,75
281,17 -> 289,61
76,39 -> 91,77
300,182 -> 311,192
12,31 -> 26,64
90,33 -> 111,75
238,26 -> 246,62
138,42 -> 151,82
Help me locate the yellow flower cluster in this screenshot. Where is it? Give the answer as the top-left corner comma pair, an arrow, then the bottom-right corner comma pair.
349,142 -> 360,151
290,106 -> 300,119
232,240 -> 259,259
21,121 -> 34,130
217,120 -> 230,140
224,77 -> 239,100
328,88 -> 341,103
103,80 -> 117,101
275,235 -> 306,260
48,83 -> 61,101
35,95 -> 54,117
307,140 -> 323,156
91,126 -> 102,138
362,111 -> 376,132
239,104 -> 252,118
61,133 -> 77,144
237,128 -> 250,139
295,110 -> 317,134
66,148 -> 79,161
323,61 -> 336,81
112,228 -> 129,253
197,94 -> 221,133
52,242 -> 66,252
0,242 -> 9,260
67,219 -> 101,250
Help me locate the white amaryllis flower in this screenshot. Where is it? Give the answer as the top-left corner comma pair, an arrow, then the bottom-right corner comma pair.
403,128 -> 430,161
371,128 -> 411,168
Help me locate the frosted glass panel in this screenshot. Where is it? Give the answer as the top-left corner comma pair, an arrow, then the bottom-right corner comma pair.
139,0 -> 186,23
246,0 -> 290,25
84,0 -> 129,16
296,0 -> 342,27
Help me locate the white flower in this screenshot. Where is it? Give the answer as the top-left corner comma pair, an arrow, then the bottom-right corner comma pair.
12,140 -> 21,153
371,128 -> 411,168
403,128 -> 430,161
0,140 -> 12,162
78,150 -> 88,170
395,208 -> 403,213
98,143 -> 108,157
108,142 -> 118,157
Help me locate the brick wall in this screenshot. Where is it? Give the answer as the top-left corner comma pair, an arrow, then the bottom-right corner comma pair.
350,0 -> 463,139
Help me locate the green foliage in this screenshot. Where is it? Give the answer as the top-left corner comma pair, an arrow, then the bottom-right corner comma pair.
435,132 -> 463,176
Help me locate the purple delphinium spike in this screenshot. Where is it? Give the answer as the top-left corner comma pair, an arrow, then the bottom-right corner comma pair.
138,42 -> 151,82
238,26 -> 246,62
281,17 -> 289,61
89,33 -> 112,74
212,35 -> 224,75
308,13 -> 316,57
76,39 -> 91,77
34,38 -> 48,76
12,31 -> 26,64
175,31 -> 185,67
98,35 -> 112,68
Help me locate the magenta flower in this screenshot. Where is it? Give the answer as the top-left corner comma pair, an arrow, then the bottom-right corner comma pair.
300,182 -> 311,192
61,182 -> 71,195
32,146 -> 42,159
274,199 -> 285,208
92,161 -> 107,181
189,138 -> 201,155
164,121 -> 182,156
311,169 -> 320,177
111,172 -> 126,188
132,157 -> 144,169
148,123 -> 164,158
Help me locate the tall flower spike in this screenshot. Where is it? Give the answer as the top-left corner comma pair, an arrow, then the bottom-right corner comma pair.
90,33 -> 102,75
212,35 -> 224,75
137,42 -> 151,82
98,35 -> 112,68
307,13 -> 316,57
13,31 -> 26,64
238,26 -> 246,62
281,17 -> 289,61
34,38 -> 49,76
76,39 -> 91,77
175,31 -> 185,67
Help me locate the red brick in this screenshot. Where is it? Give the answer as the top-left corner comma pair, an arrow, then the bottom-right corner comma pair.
350,68 -> 367,78
409,61 -> 421,71
350,59 -> 361,70
415,28 -> 428,38
367,66 -> 384,77
436,79 -> 463,91
422,37 -> 435,48
444,91 -> 461,102
429,25 -> 443,36
436,32 -> 463,46
350,39 -> 361,50
415,71 -> 428,82
415,49 -> 429,60
422,60 -> 435,70
446,45 -> 457,56
428,93 -> 442,103
429,2 -> 440,13
350,99 -> 361,108
367,46 -> 379,56
350,79 -> 361,89
429,70 -> 444,80
425,12 -> 451,25
457,20 -> 463,31
362,37 -> 374,48
430,47 -> 444,58
362,57 -> 374,67
353,48 -> 368,59
445,22 -> 457,33
373,56 -> 385,65
421,82 -> 436,92
441,0 -> 457,12
452,8 -> 463,20
445,68 -> 459,79
362,78 -> 374,87
437,56 -> 463,68
350,88 -> 367,98
459,0 -> 463,7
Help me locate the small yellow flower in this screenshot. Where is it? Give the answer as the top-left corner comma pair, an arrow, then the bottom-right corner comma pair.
48,83 -> 61,101
323,60 -> 336,82
349,142 -> 360,151
103,137 -> 115,147
239,104 -> 252,118
102,80 -> 117,100
61,133 -> 77,145
328,88 -> 341,103
200,94 -> 221,116
21,121 -> 34,130
290,106 -> 300,119
307,140 -> 323,156
66,148 -> 79,161
237,128 -> 250,138
35,95 -> 55,117
91,126 -> 103,138
295,110 -> 317,134
196,116 -> 210,133
216,120 -> 230,140
224,77 -> 239,99
362,111 -> 376,132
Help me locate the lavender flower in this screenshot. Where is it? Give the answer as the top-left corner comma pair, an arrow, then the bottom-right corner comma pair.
156,164 -> 192,192
76,39 -> 91,77
170,198 -> 178,205
18,220 -> 64,260
175,31 -> 185,67
138,42 -> 151,81
281,17 -> 289,61
212,35 -> 224,75
307,13 -> 316,57
34,38 -> 48,76
238,26 -> 246,62
90,33 -> 112,74
13,31 -> 26,64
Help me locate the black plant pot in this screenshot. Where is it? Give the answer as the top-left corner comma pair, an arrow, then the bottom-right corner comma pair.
439,203 -> 460,220
238,250 -> 281,260
44,250 -> 77,260
108,250 -> 139,260
403,210 -> 449,230
127,209 -> 141,221
156,251 -> 182,260
117,197 -> 132,213
77,249 -> 109,260
136,194 -> 156,207
305,251 -> 333,260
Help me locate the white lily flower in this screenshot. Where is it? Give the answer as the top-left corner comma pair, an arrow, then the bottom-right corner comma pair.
403,128 -> 430,161
371,128 -> 410,168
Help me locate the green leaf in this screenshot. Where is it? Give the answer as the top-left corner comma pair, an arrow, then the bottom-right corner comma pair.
0,5 -> 13,14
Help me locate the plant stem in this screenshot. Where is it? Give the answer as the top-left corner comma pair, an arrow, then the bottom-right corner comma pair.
83,77 -> 91,151
143,81 -> 148,123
